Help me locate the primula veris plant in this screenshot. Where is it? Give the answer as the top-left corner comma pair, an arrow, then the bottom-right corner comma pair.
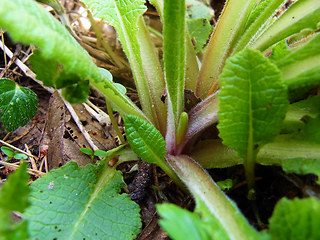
0,0 -> 320,239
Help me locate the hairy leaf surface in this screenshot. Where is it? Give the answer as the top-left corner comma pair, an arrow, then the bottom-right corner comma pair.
81,0 -> 158,124
276,33 -> 320,101
0,78 -> 38,131
252,0 -> 320,51
269,197 -> 320,240
218,48 -> 288,161
124,115 -> 166,164
24,161 -> 141,240
124,115 -> 182,186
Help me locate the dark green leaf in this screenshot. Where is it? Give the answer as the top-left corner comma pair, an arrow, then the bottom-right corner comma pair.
0,78 -> 38,131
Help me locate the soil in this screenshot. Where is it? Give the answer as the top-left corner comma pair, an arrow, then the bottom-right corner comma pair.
0,0 -> 319,239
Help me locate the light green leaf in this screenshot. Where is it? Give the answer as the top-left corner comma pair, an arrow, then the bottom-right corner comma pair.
275,33 -> 320,101
196,0 -> 257,98
233,0 -> 284,53
81,0 -> 159,125
157,202 -> 229,240
0,162 -> 29,240
186,0 -> 214,20
269,197 -> 320,240
79,147 -> 94,156
268,40 -> 291,63
124,115 -> 182,187
218,48 -> 288,189
163,0 -> 186,129
282,95 -> 320,134
13,153 -> 28,160
24,161 -> 141,240
1,146 -> 14,158
218,48 -> 288,160
165,154 -> 263,240
0,0 -> 144,119
187,18 -> 213,53
0,78 -> 38,131
251,0 -> 320,51
93,149 -> 108,157
245,0 -> 273,29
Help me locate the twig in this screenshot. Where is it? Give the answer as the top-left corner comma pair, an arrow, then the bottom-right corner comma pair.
63,99 -> 100,154
0,140 -> 38,160
25,144 -> 38,171
0,38 -> 36,79
0,160 -> 45,177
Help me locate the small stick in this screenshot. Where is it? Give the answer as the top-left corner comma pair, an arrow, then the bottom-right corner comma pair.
0,140 -> 37,159
0,160 -> 45,177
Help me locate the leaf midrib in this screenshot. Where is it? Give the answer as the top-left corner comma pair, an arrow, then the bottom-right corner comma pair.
69,164 -> 116,239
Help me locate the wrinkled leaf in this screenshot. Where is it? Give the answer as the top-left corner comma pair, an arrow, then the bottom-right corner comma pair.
218,48 -> 288,160
269,197 -> 320,240
24,161 -> 141,240
124,115 -> 182,186
0,78 -> 38,131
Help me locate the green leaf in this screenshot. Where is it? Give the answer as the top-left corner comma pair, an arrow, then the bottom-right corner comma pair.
163,0 -> 186,129
165,154 -> 262,240
0,78 -> 38,131
93,149 -> 108,157
268,40 -> 291,63
1,146 -> 14,158
269,197 -> 320,240
245,0 -> 273,29
124,115 -> 166,164
251,0 -> 320,51
124,115 -> 182,187
0,162 -> 30,240
24,161 -> 141,240
79,147 -> 94,156
218,48 -> 288,189
233,0 -> 284,53
0,0 -> 144,119
81,0 -> 159,125
275,33 -> 320,101
186,0 -> 214,53
218,48 -> 288,160
187,18 -> 213,53
13,153 -> 28,160
157,203 -> 227,240
186,0 -> 214,20
196,0 -> 257,98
